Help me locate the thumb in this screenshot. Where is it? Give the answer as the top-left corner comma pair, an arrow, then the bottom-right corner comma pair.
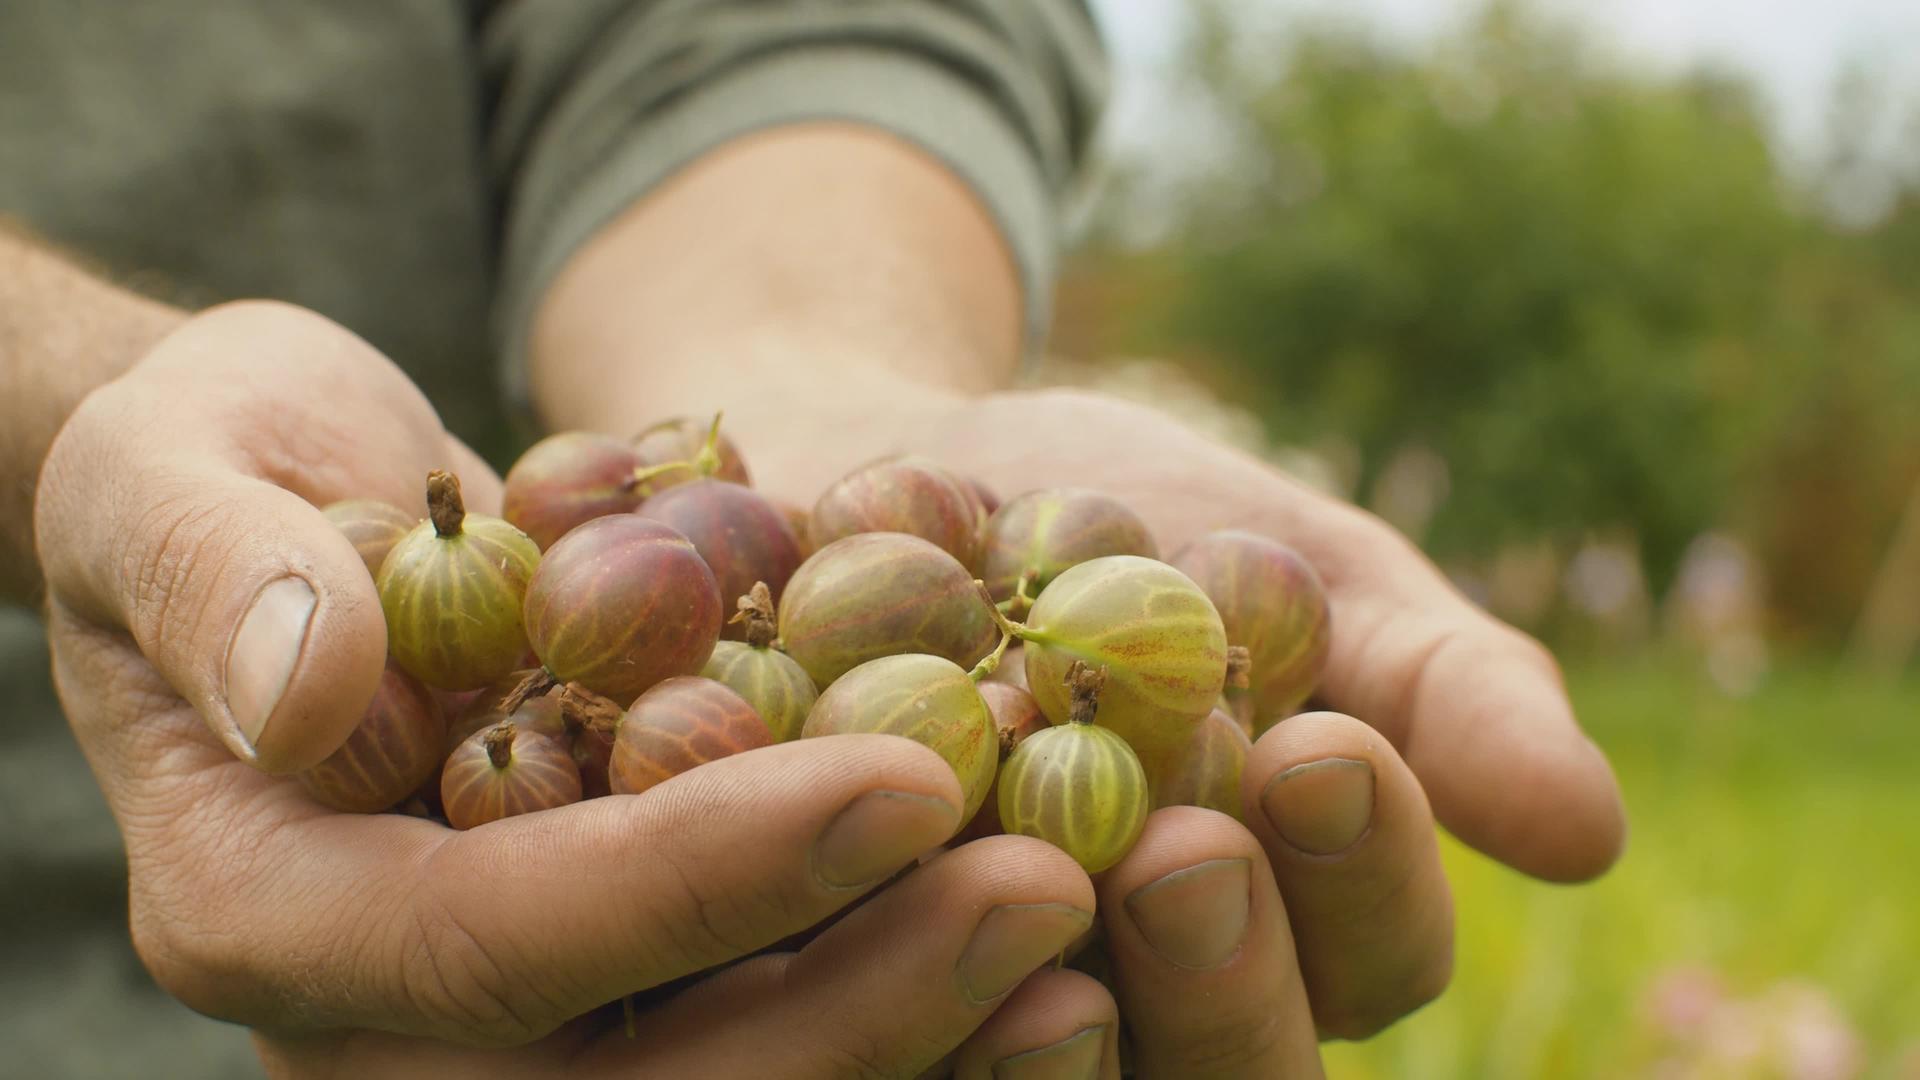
35,301 -> 465,773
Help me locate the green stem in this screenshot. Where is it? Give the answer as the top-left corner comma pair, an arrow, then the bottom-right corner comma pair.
968,626 -> 1013,682
691,411 -> 724,477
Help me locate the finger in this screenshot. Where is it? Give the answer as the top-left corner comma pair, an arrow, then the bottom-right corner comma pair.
950,968 -> 1120,1080
68,699 -> 967,1046
1294,502 -> 1627,882
1098,807 -> 1323,1079
35,300 -> 478,772
1243,712 -> 1452,1039
604,835 -> 1097,1078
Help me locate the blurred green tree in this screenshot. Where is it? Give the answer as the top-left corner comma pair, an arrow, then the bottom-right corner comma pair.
1106,0 -> 1920,640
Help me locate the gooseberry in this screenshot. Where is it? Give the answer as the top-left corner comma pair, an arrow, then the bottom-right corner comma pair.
377,471 -> 541,690
440,720 -> 583,830
1170,531 -> 1331,733
523,515 -> 723,702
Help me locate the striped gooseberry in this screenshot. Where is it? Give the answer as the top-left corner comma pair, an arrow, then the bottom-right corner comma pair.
699,583 -> 818,741
777,533 -> 999,688
996,662 -> 1149,873
808,456 -> 982,568
322,499 -> 417,579
978,488 -> 1158,610
631,414 -> 751,492
953,681 -> 1050,843
1147,705 -> 1252,819
606,676 -> 771,796
801,652 -> 998,823
298,661 -> 446,813
639,482 -> 803,639
501,431 -> 645,550
523,515 -> 723,702
440,721 -> 583,830
1016,555 -> 1228,769
377,471 -> 541,690
1170,531 -> 1331,733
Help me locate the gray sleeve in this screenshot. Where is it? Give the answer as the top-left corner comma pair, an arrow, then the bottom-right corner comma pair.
482,0 -> 1110,401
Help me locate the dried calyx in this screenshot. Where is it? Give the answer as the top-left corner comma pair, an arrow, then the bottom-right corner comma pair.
557,681 -> 625,740
1225,645 -> 1252,691
427,469 -> 466,537
483,722 -> 517,768
1065,660 -> 1107,726
730,582 -> 779,649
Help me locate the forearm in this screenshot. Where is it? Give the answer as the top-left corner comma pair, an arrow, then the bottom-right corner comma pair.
0,224 -> 185,604
527,123 -> 1025,500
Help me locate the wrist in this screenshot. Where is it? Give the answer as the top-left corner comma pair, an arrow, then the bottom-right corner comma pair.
1,231 -> 185,604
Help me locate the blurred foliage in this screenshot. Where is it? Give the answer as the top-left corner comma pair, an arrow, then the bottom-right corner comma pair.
1322,659 -> 1920,1078
1073,1 -> 1920,641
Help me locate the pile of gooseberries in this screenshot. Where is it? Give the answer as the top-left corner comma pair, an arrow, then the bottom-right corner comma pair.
309,413 -> 1331,895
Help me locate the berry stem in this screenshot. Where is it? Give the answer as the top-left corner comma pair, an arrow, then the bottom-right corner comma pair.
500,668 -> 558,716
691,411 -> 724,478
1009,568 -> 1038,617
426,470 -> 466,537
970,580 -> 1026,681
730,581 -> 779,649
557,682 -> 625,736
484,722 -> 517,768
1065,661 -> 1107,726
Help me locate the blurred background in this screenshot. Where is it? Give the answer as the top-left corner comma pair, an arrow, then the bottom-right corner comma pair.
1064,1 -> 1920,1077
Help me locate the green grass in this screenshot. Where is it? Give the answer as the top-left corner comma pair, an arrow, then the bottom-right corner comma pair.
1321,659 -> 1920,1079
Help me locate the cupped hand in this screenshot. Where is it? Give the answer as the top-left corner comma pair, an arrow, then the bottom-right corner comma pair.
726,385 -> 1625,1054
30,302 -> 1105,1076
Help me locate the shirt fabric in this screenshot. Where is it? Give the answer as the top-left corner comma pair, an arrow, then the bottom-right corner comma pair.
0,2 -> 1105,1074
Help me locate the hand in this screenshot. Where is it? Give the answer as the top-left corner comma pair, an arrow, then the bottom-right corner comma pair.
718,386 -> 1624,1060
31,301 -> 1109,1077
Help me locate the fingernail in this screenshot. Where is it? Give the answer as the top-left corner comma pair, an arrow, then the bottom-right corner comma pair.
992,1024 -> 1108,1080
1261,757 -> 1375,855
1123,857 -> 1251,970
958,903 -> 1094,1004
813,790 -> 960,889
225,577 -> 316,750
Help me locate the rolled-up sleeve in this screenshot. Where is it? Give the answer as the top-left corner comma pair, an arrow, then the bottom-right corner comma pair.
483,0 -> 1110,398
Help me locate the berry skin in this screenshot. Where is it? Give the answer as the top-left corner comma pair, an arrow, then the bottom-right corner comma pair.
638,480 -> 804,639
630,415 -> 751,491
1018,556 -> 1229,768
607,676 -> 770,796
997,721 -> 1149,874
322,499 -> 417,579
299,662 -> 446,813
440,721 -> 583,830
378,471 -> 541,691
501,431 -> 645,551
523,515 -> 724,703
809,456 -> 983,569
802,653 -> 998,823
978,487 -> 1158,606
953,681 -> 1050,843
1146,705 -> 1251,819
1170,531 -> 1331,733
778,533 -> 999,688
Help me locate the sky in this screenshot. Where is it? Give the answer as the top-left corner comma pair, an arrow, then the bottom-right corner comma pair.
1088,0 -> 1920,165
